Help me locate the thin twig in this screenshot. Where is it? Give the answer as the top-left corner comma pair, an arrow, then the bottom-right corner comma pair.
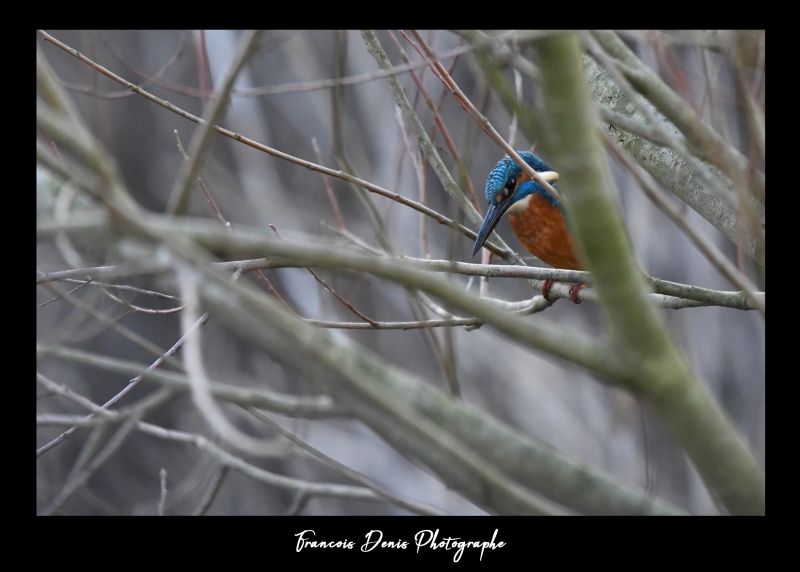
174,128 -> 296,314
174,129 -> 229,227
311,138 -> 345,230
58,31 -> 188,100
305,317 -> 482,329
392,30 -> 480,211
194,30 -> 211,109
157,468 -> 168,516
39,127 -> 63,162
37,278 -> 94,308
36,372 -> 119,418
52,278 -> 180,300
99,287 -> 184,315
191,466 -> 228,516
270,225 -> 377,326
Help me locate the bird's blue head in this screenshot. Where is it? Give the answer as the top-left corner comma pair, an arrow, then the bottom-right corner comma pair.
484,151 -> 552,205
472,151 -> 559,257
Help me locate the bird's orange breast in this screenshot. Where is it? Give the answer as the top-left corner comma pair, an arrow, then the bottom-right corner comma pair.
508,193 -> 581,270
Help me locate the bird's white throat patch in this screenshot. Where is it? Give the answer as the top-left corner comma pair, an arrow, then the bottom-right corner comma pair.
507,193 -> 532,215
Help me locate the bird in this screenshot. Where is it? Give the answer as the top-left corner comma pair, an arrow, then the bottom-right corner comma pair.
471,151 -> 586,303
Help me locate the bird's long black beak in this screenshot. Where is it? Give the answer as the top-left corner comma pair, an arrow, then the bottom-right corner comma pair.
471,194 -> 514,257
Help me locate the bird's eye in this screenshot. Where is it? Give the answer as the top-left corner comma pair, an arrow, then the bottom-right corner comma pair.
505,177 -> 516,190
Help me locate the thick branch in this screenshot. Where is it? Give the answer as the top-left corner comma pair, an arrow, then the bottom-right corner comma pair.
531,32 -> 764,515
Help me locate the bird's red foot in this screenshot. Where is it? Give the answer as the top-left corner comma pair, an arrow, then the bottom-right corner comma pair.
542,280 -> 555,301
569,283 -> 587,304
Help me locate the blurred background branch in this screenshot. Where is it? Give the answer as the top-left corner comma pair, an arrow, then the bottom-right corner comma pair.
37,30 -> 764,515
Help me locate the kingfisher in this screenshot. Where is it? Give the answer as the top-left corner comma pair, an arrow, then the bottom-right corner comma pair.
471,151 -> 586,303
